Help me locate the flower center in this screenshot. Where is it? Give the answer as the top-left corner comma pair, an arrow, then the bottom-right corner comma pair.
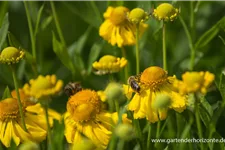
110,6 -> 129,25
31,76 -> 53,93
0,98 -> 25,121
1,47 -> 20,59
67,89 -> 101,122
140,66 -> 168,90
128,8 -> 147,24
155,3 -> 176,18
99,55 -> 117,64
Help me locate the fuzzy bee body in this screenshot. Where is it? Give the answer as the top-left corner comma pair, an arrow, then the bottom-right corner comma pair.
64,82 -> 82,96
128,76 -> 141,93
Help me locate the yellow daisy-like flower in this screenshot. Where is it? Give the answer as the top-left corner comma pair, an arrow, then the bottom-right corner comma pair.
64,89 -> 114,149
23,74 -> 63,100
92,55 -> 127,75
174,71 -> 215,95
99,6 -> 148,47
0,47 -> 25,65
153,3 -> 179,22
0,89 -> 61,147
126,66 -> 187,123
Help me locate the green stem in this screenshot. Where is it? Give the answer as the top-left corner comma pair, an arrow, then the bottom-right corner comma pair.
147,123 -> 151,150
90,1 -> 102,23
162,22 -> 167,71
179,16 -> 195,71
135,23 -> 140,74
43,103 -> 53,150
117,140 -> 125,150
11,66 -> 27,132
24,1 -> 36,61
133,119 -> 144,149
195,99 -> 204,150
156,121 -> 161,139
121,47 -> 129,82
50,1 -> 66,47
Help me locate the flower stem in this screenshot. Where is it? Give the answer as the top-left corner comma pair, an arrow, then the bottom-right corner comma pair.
11,66 -> 27,132
50,1 -> 66,47
121,47 -> 128,81
147,123 -> 152,150
24,1 -> 36,61
117,140 -> 125,150
135,23 -> 140,74
162,22 -> 167,71
194,96 -> 204,150
43,103 -> 53,150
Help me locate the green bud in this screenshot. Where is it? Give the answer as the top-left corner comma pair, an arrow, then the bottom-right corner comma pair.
19,141 -> 40,150
153,94 -> 171,109
115,124 -> 135,141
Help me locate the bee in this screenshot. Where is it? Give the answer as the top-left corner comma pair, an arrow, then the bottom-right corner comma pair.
127,75 -> 141,93
64,82 -> 82,96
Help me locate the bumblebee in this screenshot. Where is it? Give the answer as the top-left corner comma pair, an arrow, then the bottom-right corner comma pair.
127,75 -> 141,93
64,82 -> 82,96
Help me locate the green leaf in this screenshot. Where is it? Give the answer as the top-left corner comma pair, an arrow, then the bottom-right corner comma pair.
107,1 -> 124,6
2,86 -> 12,99
75,26 -> 92,54
0,13 -> 9,50
52,32 -> 75,73
87,41 -> 103,74
199,98 -> 213,127
40,15 -> 53,31
0,1 -> 8,26
7,31 -> 22,48
194,17 -> 225,50
34,3 -> 45,36
62,2 -> 101,28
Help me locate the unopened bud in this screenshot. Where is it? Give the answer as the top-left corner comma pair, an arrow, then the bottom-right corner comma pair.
153,94 -> 171,109
19,141 -> 40,150
115,124 -> 135,141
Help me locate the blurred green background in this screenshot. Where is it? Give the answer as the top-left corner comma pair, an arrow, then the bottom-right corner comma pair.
0,1 -> 224,121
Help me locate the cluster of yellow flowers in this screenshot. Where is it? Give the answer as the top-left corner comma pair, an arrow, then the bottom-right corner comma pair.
0,2 -> 217,150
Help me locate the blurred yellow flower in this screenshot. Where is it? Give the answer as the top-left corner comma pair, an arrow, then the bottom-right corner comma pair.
153,3 -> 179,22
0,47 -> 25,65
71,137 -> 103,150
64,89 -> 115,149
174,71 -> 215,95
23,75 -> 63,100
127,66 -> 187,123
99,6 -> 148,47
0,89 -> 61,147
128,8 -> 149,24
92,55 -> 127,75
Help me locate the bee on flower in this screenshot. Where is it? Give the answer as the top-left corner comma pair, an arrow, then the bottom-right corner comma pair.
124,66 -> 187,123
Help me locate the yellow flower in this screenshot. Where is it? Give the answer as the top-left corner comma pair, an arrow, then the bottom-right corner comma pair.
128,8 -> 149,24
174,71 -> 215,95
0,89 -> 61,147
64,89 -> 115,149
127,66 -> 187,123
99,6 -> 148,47
92,55 -> 127,75
153,3 -> 179,22
0,47 -> 25,65
23,75 -> 63,100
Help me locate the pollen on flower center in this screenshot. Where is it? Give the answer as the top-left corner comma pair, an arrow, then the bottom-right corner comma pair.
67,89 -> 101,122
140,66 -> 168,90
99,55 -> 117,63
0,98 -> 25,121
110,6 -> 129,25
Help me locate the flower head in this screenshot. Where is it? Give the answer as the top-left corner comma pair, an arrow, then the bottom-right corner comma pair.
153,3 -> 179,22
0,47 -> 25,65
64,89 -> 114,149
23,75 -> 63,100
128,8 -> 149,24
92,55 -> 127,75
127,66 -> 187,123
174,71 -> 215,95
99,6 -> 148,47
0,89 -> 61,147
